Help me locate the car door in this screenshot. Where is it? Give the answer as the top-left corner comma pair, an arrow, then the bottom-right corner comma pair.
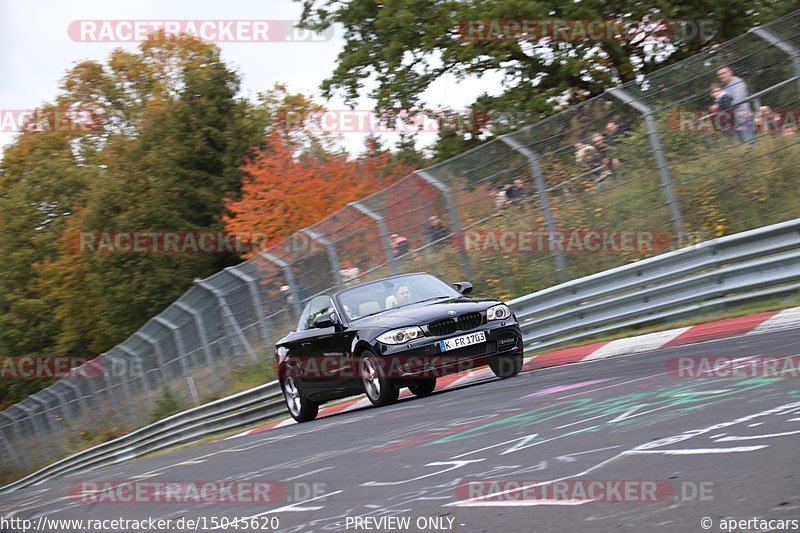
303,299 -> 359,396
282,295 -> 331,388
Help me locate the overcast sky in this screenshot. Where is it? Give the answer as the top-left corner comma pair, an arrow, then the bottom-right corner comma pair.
0,0 -> 504,156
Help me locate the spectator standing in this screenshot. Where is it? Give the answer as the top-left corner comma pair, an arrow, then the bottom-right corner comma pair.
716,66 -> 754,143
425,215 -> 449,247
391,233 -> 410,257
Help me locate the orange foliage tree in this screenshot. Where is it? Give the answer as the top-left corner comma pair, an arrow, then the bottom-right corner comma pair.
223,133 -> 413,255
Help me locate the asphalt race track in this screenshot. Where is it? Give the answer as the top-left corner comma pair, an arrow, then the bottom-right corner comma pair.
2,328 -> 799,533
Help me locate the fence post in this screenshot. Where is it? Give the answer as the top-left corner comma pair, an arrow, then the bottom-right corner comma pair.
119,343 -> 155,393
497,136 -> 568,280
154,317 -> 191,378
608,87 -> 686,244
348,201 -> 398,274
175,301 -> 216,379
61,380 -> 88,421
195,279 -> 258,364
752,27 -> 800,95
414,170 -> 474,279
1,409 -> 30,469
0,415 -> 25,470
15,403 -> 46,449
42,387 -> 69,427
134,331 -> 170,386
300,228 -> 344,289
226,267 -> 273,350
261,252 -> 304,316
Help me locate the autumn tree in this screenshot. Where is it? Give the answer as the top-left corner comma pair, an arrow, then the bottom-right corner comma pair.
224,134 -> 414,254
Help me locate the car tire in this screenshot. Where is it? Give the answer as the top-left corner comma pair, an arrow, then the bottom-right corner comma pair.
359,351 -> 399,407
408,378 -> 437,397
281,376 -> 319,423
489,353 -> 523,379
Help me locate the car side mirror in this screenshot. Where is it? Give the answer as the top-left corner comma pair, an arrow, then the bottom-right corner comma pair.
313,312 -> 337,329
453,281 -> 473,295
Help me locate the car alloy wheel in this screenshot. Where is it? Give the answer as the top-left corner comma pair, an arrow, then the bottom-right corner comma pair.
282,376 -> 319,422
359,350 -> 399,406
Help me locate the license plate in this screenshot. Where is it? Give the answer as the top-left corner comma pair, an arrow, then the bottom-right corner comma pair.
438,331 -> 486,352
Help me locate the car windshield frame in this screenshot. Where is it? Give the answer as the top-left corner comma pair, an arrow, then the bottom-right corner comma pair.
333,273 -> 462,324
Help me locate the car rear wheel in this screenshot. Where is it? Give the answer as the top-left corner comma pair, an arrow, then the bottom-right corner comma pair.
408,378 -> 437,397
489,353 -> 523,379
282,376 -> 319,422
360,351 -> 399,406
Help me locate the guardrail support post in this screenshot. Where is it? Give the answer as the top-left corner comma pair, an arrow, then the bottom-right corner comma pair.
195,279 -> 258,364
261,252 -> 304,316
415,170 -> 474,279
300,229 -> 344,289
752,27 -> 800,95
497,137 -> 567,280
227,267 -> 274,350
175,302 -> 217,379
349,201 -> 398,274
608,87 -> 686,245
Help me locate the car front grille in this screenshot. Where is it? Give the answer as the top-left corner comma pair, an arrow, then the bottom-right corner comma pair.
428,318 -> 457,336
457,312 -> 482,330
428,312 -> 484,336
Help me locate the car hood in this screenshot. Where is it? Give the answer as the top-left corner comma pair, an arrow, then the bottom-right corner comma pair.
350,297 -> 502,329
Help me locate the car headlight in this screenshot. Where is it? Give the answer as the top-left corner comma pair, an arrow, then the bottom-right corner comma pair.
377,326 -> 424,345
487,304 -> 511,321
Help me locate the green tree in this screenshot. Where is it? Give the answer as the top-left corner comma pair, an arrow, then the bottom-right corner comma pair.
298,0 -> 798,145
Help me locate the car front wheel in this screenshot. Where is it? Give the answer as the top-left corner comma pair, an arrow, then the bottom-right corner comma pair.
489,353 -> 523,379
360,351 -> 399,406
408,378 -> 437,397
282,376 -> 319,422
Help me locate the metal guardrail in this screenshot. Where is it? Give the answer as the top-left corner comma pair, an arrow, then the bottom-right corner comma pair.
3,218 -> 800,494
508,218 -> 800,349
0,382 -> 285,494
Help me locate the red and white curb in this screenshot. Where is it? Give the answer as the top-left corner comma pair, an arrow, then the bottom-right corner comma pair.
226,307 -> 800,439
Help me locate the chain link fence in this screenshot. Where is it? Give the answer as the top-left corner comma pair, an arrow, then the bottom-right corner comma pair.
2,11 -> 800,479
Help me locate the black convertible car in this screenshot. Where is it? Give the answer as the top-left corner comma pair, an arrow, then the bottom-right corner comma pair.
275,272 -> 524,422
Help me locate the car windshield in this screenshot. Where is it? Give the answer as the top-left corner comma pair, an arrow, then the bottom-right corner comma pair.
336,274 -> 461,321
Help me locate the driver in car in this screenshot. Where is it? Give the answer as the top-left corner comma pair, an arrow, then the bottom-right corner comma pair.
385,284 -> 413,308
